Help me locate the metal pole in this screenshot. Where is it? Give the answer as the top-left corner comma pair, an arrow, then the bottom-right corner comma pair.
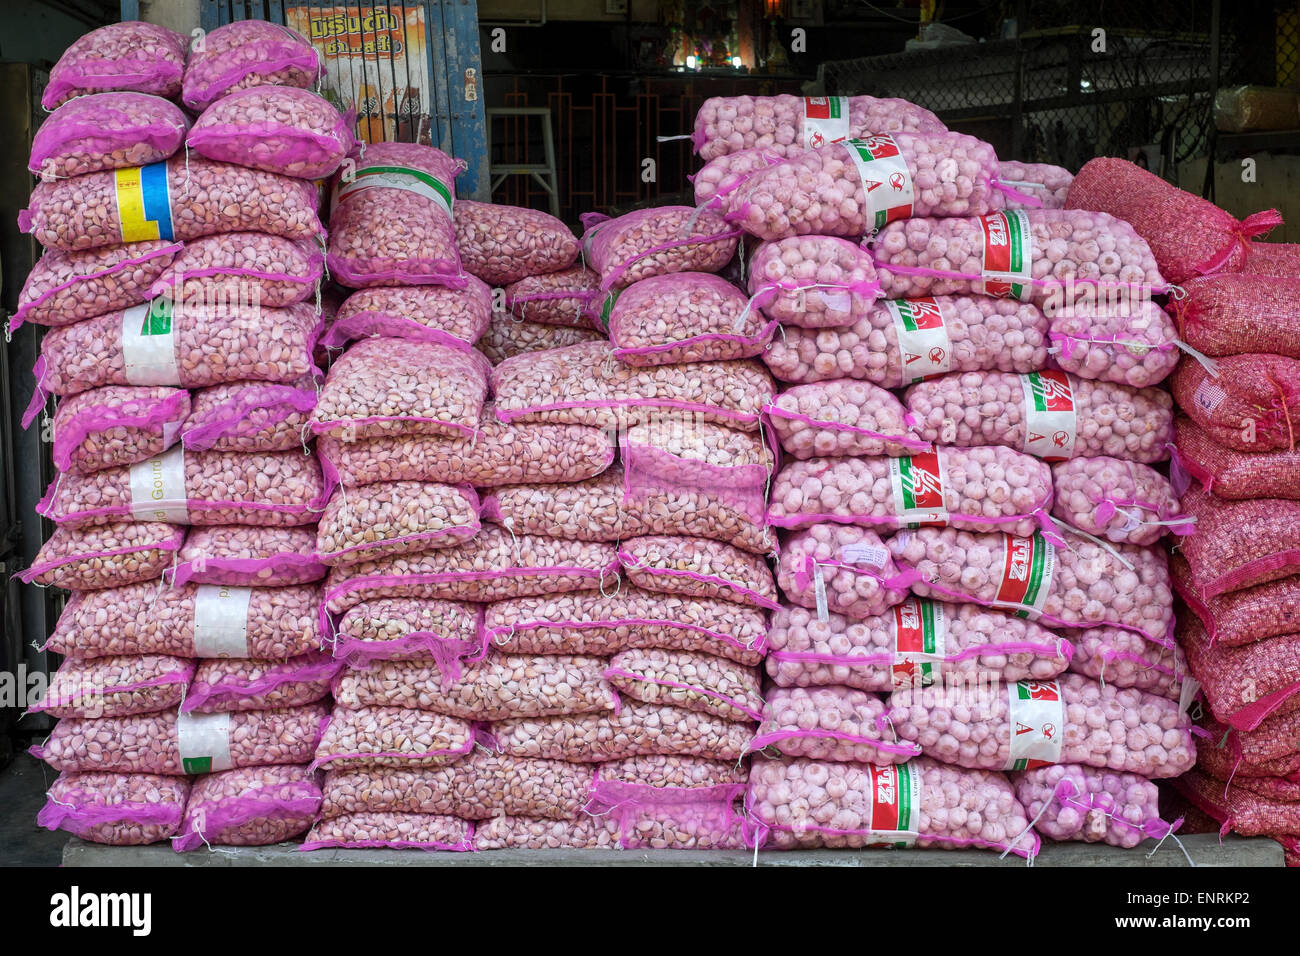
1203,0 -> 1221,199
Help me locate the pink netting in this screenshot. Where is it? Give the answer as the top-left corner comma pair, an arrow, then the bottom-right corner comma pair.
1172,553 -> 1300,647
473,814 -> 617,849
30,92 -> 188,178
749,686 -> 922,763
745,236 -> 882,329
181,20 -> 323,112
1171,353 -> 1300,453
1049,299 -> 1181,389
33,653 -> 194,719
324,278 -> 493,351
302,812 -> 473,851
604,648 -> 762,722
1242,240 -> 1300,278
619,533 -> 779,610
1050,456 -> 1190,546
182,653 -> 339,713
150,233 -> 324,308
38,772 -> 189,846
1065,625 -> 1185,699
42,21 -> 186,109
765,378 -> 928,459
1181,616 -> 1300,731
581,206 -> 741,291
477,312 -> 606,363
693,148 -> 784,210
315,480 -> 481,567
169,525 -> 325,587
1013,764 -> 1175,847
20,520 -> 185,591
182,377 -> 318,454
1172,274 -> 1300,360
503,265 -> 603,328
598,754 -> 748,788
454,199 -> 580,284
187,86 -> 352,179
1198,713 -> 1300,777
1172,415 -> 1300,500
997,161 -> 1073,210
50,385 -> 189,474
1173,769 -> 1300,838
777,524 -> 909,621
584,784 -> 749,849
173,764 -> 321,850
310,705 -> 473,770
1178,486 -> 1300,598
333,598 -> 484,671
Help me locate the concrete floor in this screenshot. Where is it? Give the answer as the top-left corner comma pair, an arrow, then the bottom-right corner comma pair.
0,751 -> 72,866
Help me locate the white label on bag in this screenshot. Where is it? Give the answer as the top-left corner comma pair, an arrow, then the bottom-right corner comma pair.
193,585 -> 253,658
979,211 -> 1034,300
1020,370 -> 1077,461
839,544 -> 890,570
992,533 -> 1055,619
862,763 -> 921,847
888,448 -> 949,528
333,163 -> 454,218
1117,508 -> 1143,534
1193,379 -> 1226,414
802,96 -> 851,149
128,445 -> 188,522
813,562 -> 829,622
886,297 -> 952,383
121,299 -> 180,386
1005,679 -> 1064,770
891,597 -> 947,688
177,711 -> 233,774
844,135 -> 915,233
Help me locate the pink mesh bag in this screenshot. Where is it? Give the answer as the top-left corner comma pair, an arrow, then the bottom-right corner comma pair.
745,236 -> 882,330
474,815 -> 617,850
323,278 -> 493,352
888,672 -> 1196,777
1065,626 -> 1185,699
187,86 -> 352,179
32,654 -> 194,719
492,341 -> 775,432
181,377 -> 318,454
763,599 -> 1072,691
1173,769 -> 1300,838
483,586 -> 767,665
454,199 -> 580,284
477,313 -> 605,363
315,481 -> 480,567
604,648 -> 763,722
38,772 -> 189,846
20,157 -> 324,253
1178,487 -> 1300,598
762,294 -> 1048,387
1066,157 -> 1281,283
598,754 -> 748,788
42,581 -> 323,660
889,526 -> 1174,644
1049,299 -> 1181,389
173,764 -> 321,850
42,21 -> 187,109
584,786 -> 749,850
319,751 -> 594,821
168,525 -> 325,587
333,598 -> 484,670
182,654 -> 339,714
503,265 -> 602,328
618,533 -> 779,610
580,206 -> 741,291
726,132 -> 1006,241
11,240 -> 181,332
181,20 -> 323,112
310,705 -> 473,771
32,703 -> 329,775
1181,617 -> 1300,731
1170,274 -> 1300,361
309,338 -> 489,440
767,445 -> 1055,537
333,654 -> 616,720
748,685 -> 922,763
1172,415 -> 1300,500
904,370 -> 1175,464
691,94 -> 947,161
316,403 -> 615,489
486,700 -> 755,762
606,272 -> 775,366
1173,553 -> 1300,647
50,385 -> 188,474
38,446 -> 330,528
1050,456 -> 1191,546
322,528 -> 620,614
19,521 -> 184,591
1013,764 -> 1177,848
1198,712 -> 1300,778
776,524 -> 909,621
150,233 -> 324,308
693,148 -> 783,211
302,811 -> 473,851
871,209 -> 1168,305
745,756 -> 1039,856
1170,353 -> 1300,453
1242,240 -> 1300,278
765,378 -> 928,459
30,92 -> 188,178
997,161 -> 1073,210
326,142 -> 464,288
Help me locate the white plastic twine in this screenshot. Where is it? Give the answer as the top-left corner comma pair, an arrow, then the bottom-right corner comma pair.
993,179 -> 1046,190
1060,523 -> 1135,572
499,515 -> 523,566
598,564 -> 622,600
1000,796 -> 1055,861
656,134 -> 692,143
1147,826 -> 1196,866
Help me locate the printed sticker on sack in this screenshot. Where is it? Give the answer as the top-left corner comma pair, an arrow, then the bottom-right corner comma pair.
886,297 -> 951,383
892,597 -> 947,688
121,298 -> 180,386
1192,378 -> 1227,414
193,584 -> 253,658
889,448 -> 948,528
128,444 -> 188,522
812,561 -> 829,622
1005,679 -> 1064,770
802,96 -> 850,149
991,532 -> 1055,619
114,162 -> 174,243
1020,369 -> 1077,461
839,543 -> 890,570
333,164 -> 453,218
844,136 -> 915,233
861,763 -> 920,847
177,711 -> 233,774
979,210 -> 1033,300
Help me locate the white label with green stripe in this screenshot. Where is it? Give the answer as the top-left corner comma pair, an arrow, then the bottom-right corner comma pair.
891,596 -> 947,688
597,289 -> 621,333
177,711 -> 233,775
863,763 -> 921,847
193,585 -> 253,658
886,297 -> 951,383
121,298 -> 179,386
991,532 -> 1055,619
979,210 -> 1033,300
844,135 -> 915,233
1005,679 -> 1064,770
334,164 -> 454,218
128,445 -> 188,523
802,96 -> 850,149
888,448 -> 949,528
1019,369 -> 1077,460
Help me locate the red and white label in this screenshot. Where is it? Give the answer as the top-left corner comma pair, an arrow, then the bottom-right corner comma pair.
802,96 -> 850,149
844,136 -> 915,233
1020,370 -> 1078,461
992,533 -> 1055,619
891,596 -> 947,688
862,763 -> 921,847
889,447 -> 949,528
1005,679 -> 1065,770
886,297 -> 951,383
979,210 -> 1033,300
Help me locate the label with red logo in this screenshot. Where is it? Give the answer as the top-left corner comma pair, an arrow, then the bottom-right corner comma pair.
891,596 -> 947,688
886,297 -> 951,383
1020,369 -> 1077,461
1005,679 -> 1064,770
889,448 -> 949,528
992,532 -> 1055,619
802,96 -> 850,150
844,136 -> 915,233
862,763 -> 920,847
979,210 -> 1033,300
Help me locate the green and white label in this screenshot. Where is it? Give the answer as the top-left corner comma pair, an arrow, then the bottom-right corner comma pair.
802,96 -> 851,149
844,135 -> 915,232
334,164 -> 454,218
892,596 -> 947,688
127,445 -> 188,523
979,210 -> 1033,300
177,711 -> 233,774
889,447 -> 949,528
1005,679 -> 1064,770
992,533 -> 1055,619
1020,369 -> 1077,461
121,298 -> 180,386
193,585 -> 253,658
887,297 -> 951,383
863,763 -> 921,847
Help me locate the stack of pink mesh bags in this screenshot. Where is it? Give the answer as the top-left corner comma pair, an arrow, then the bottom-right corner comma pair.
21,18 -> 349,852
1066,159 -> 1300,861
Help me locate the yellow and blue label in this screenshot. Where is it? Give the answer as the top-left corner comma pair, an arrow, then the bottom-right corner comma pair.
114,162 -> 174,243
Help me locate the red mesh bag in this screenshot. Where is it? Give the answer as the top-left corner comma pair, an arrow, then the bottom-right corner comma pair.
1173,553 -> 1300,647
1180,616 -> 1300,731
1170,353 -> 1300,453
1173,769 -> 1300,838
1177,486 -> 1300,598
1172,415 -> 1300,500
1172,274 -> 1300,359
1242,240 -> 1300,278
